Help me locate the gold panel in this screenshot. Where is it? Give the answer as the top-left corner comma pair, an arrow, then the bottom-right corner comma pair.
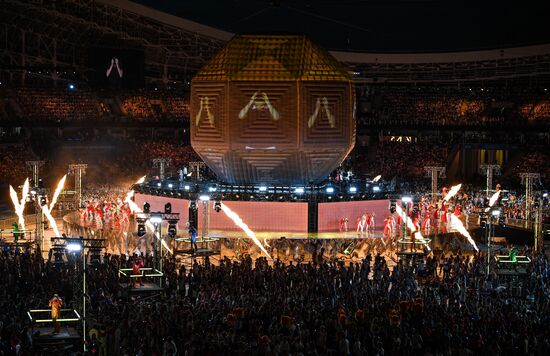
193,35 -> 351,82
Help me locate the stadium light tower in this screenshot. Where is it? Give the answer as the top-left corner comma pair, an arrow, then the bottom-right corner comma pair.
424,166 -> 445,202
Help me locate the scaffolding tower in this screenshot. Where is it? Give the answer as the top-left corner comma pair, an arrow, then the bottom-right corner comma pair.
520,172 -> 540,227
424,166 -> 446,202
68,164 -> 87,208
479,164 -> 501,197
152,158 -> 171,180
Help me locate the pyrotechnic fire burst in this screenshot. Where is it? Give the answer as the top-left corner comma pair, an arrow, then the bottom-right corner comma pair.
41,175 -> 67,237
444,183 -> 462,202
395,204 -> 430,251
450,214 -> 479,252
220,203 -> 271,258
124,179 -> 173,254
9,178 -> 30,234
488,190 -> 500,207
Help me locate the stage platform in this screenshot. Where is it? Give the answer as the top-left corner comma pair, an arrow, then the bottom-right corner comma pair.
32,326 -> 80,353
119,281 -> 164,294
208,230 -> 385,240
33,326 -> 80,341
174,248 -> 219,256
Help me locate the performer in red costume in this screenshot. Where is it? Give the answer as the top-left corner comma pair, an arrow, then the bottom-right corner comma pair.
453,204 -> 462,217
421,210 -> 431,235
132,257 -> 145,287
440,203 -> 448,224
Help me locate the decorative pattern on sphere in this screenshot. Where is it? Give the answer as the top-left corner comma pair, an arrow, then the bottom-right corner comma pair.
191,34 -> 355,184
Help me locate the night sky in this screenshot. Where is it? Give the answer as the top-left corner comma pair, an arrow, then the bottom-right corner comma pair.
133,0 -> 550,52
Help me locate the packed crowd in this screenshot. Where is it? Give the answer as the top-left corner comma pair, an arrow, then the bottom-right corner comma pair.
364,140 -> 448,179
2,245 -> 550,355
2,88 -> 190,123
4,85 -> 548,127
15,88 -> 102,122
358,86 -> 550,127
504,147 -> 550,182
0,143 -> 38,185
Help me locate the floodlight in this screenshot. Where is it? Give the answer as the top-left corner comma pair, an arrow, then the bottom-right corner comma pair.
66,242 -> 82,252
150,215 -> 163,224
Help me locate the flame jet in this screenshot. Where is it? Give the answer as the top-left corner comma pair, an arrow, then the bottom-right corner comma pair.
444,184 -> 462,202
220,202 -> 271,259
125,177 -> 173,254
9,178 -> 30,233
41,175 -> 67,237
450,214 -> 479,252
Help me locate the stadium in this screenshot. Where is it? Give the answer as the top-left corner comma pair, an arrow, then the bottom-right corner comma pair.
0,0 -> 549,354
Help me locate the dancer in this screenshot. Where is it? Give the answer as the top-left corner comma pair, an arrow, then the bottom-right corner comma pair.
356,214 -> 367,236
132,257 -> 145,287
367,212 -> 376,234
383,217 -> 393,239
49,294 -> 63,334
339,217 -> 349,232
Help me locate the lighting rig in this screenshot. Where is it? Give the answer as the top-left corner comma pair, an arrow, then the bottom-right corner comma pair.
47,236 -> 106,351
134,202 -> 179,285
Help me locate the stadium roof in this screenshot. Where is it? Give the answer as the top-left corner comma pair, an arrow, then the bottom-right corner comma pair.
132,0 -> 550,53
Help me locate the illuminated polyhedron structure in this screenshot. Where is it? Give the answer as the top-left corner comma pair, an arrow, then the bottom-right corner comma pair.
191,35 -> 355,184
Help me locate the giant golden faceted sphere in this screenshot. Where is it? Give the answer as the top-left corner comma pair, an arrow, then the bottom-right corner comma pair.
191,34 -> 355,184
